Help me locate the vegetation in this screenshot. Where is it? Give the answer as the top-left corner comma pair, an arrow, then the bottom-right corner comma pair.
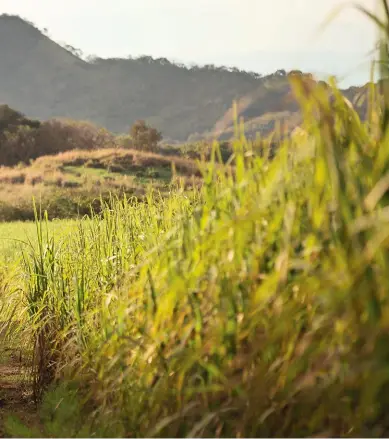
1,71 -> 389,436
0,102 -> 235,166
2,2 -> 389,437
0,104 -> 230,222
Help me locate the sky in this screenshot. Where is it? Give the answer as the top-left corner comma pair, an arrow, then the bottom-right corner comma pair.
0,0 -> 379,86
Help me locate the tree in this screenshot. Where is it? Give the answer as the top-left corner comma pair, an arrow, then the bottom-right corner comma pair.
64,44 -> 83,58
129,120 -> 162,152
0,105 -> 41,166
136,55 -> 154,64
156,57 -> 171,66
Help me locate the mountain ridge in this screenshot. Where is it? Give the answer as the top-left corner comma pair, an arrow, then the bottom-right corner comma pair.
0,14 -> 370,141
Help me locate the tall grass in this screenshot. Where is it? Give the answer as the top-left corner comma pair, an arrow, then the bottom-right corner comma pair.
4,1 -> 389,437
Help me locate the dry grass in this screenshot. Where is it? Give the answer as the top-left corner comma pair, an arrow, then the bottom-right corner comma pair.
0,148 -> 203,221
33,148 -> 202,176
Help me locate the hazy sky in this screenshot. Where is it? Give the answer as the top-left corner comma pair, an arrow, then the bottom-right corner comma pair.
0,0 -> 378,85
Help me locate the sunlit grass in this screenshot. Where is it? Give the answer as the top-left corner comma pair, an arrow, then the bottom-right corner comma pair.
0,220 -> 76,265
2,1 -> 389,437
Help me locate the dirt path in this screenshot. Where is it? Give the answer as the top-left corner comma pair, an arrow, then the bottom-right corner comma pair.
0,349 -> 38,438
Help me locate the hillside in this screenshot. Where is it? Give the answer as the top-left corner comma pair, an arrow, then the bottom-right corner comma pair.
0,14 -> 369,142
0,148 -> 202,221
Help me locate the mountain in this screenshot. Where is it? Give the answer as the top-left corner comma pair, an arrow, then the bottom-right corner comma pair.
0,14 -> 369,142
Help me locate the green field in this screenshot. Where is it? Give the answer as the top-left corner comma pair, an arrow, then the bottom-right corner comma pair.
0,220 -> 76,265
